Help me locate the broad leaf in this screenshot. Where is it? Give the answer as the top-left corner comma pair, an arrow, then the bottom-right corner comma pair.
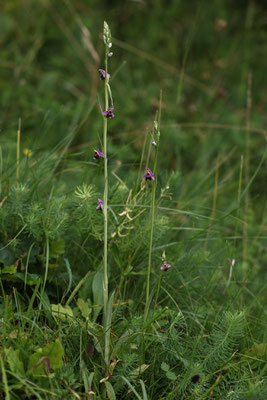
51,304 -> 73,321
5,347 -> 25,375
92,269 -> 104,322
77,298 -> 92,320
28,339 -> 64,377
1,265 -> 17,274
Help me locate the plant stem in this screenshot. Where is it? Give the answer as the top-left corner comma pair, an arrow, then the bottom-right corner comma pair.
38,235 -> 49,318
66,269 -> 91,307
0,146 -> 2,198
144,148 -> 158,322
242,72 -> 252,268
154,271 -> 163,310
0,354 -> 10,400
144,91 -> 162,322
16,118 -> 21,187
103,50 -> 109,365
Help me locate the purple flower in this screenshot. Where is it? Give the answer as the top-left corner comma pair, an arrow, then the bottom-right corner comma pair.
143,168 -> 155,181
108,52 -> 113,57
96,198 -> 103,211
93,148 -> 105,160
152,141 -> 157,147
102,107 -> 115,119
160,261 -> 171,272
99,69 -> 110,80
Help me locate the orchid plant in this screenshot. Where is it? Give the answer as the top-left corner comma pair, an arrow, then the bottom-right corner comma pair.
97,21 -> 114,368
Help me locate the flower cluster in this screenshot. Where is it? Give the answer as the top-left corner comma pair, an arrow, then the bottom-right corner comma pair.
97,22 -> 157,213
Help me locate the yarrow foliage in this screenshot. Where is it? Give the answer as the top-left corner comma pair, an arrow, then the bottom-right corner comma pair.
74,184 -> 95,200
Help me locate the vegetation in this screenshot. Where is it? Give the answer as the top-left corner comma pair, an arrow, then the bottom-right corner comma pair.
0,1 -> 266,399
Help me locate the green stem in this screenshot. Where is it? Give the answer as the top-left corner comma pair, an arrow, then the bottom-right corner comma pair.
103,50 -> 109,365
39,236 -> 49,311
0,354 -> 10,400
0,146 -> 2,198
144,91 -> 162,322
154,271 -> 163,310
16,118 -> 21,187
66,269 -> 91,307
144,148 -> 158,322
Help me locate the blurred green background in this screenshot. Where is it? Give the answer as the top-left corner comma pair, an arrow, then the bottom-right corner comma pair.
1,0 -> 266,200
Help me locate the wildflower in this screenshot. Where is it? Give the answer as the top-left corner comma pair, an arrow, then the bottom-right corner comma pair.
108,52 -> 113,57
93,148 -> 105,160
143,168 -> 155,181
96,198 -> 103,211
98,69 -> 110,80
152,141 -> 157,147
160,261 -> 171,272
23,148 -> 33,157
102,107 -> 115,119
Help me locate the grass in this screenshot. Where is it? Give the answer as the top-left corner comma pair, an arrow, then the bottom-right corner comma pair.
0,0 -> 266,399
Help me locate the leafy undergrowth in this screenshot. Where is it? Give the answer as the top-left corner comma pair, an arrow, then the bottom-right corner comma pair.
0,1 -> 266,399
0,132 -> 266,399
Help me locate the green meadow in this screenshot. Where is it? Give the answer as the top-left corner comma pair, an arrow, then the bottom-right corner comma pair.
0,1 -> 266,399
